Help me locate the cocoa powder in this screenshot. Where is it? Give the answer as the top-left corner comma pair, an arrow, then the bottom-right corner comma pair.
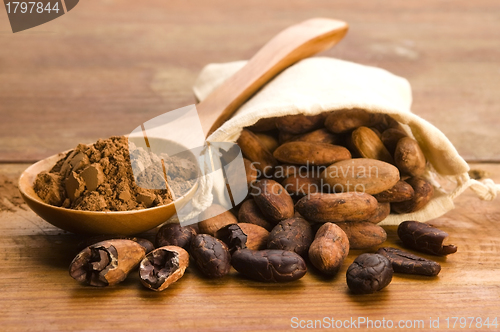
0,174 -> 26,212
34,136 -> 196,211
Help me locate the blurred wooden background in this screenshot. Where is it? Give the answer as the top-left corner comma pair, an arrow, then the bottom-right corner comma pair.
1,0 -> 499,162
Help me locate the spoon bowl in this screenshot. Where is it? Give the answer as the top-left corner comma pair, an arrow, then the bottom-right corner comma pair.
19,148 -> 199,235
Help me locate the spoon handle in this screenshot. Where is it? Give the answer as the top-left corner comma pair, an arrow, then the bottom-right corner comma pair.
197,18 -> 349,138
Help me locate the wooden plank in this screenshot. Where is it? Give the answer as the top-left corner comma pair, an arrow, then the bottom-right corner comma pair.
1,0 -> 500,162
0,163 -> 499,331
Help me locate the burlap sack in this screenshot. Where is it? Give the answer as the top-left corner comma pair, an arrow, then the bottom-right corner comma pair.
193,57 -> 499,225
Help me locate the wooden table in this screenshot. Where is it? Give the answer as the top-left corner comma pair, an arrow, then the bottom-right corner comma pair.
1,1 -> 499,331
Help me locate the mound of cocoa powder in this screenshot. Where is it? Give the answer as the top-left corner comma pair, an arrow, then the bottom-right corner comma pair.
33,136 -> 197,211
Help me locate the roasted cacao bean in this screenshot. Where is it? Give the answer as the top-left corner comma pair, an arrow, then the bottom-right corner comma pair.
397,220 -> 457,256
69,239 -> 145,287
155,223 -> 197,249
376,247 -> 441,276
139,246 -> 189,291
190,234 -> 231,278
346,253 -> 393,294
231,249 -> 307,282
267,216 -> 313,256
215,223 -> 269,253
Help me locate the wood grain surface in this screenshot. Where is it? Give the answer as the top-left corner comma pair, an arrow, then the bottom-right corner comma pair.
0,0 -> 499,162
0,163 -> 499,331
1,1 -> 500,331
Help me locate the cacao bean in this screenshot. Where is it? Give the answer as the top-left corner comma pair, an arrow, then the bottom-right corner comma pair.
139,246 -> 189,291
325,109 -> 383,134
190,234 -> 231,278
198,204 -> 238,236
308,223 -> 349,275
336,221 -> 387,249
275,113 -> 326,134
365,202 -> 391,224
155,223 -> 197,250
231,249 -> 307,282
267,216 -> 313,256
215,223 -> 269,253
397,220 -> 457,256
381,128 -> 407,155
346,253 -> 393,294
295,193 -> 378,223
376,247 -> 441,276
394,137 -> 426,176
252,179 -> 294,223
373,180 -> 414,203
391,177 -> 434,214
321,158 -> 400,195
255,133 -> 279,153
237,129 -> 277,177
237,199 -> 274,231
351,126 -> 394,164
273,141 -> 351,166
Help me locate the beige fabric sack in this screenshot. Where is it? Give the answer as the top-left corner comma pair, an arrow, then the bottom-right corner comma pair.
193,57 -> 499,225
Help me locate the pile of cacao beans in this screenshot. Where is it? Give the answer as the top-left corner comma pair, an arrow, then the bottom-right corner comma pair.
69,109 -> 458,294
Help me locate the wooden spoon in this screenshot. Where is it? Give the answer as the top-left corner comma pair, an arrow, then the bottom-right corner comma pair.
18,18 -> 348,235
198,18 -> 349,137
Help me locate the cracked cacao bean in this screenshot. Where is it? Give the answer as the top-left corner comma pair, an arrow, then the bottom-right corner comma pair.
155,223 -> 197,249
252,179 -> 294,223
397,220 -> 457,256
267,216 -> 313,256
215,223 -> 269,254
295,193 -> 378,223
139,246 -> 189,291
346,253 -> 393,294
336,221 -> 387,249
308,223 -> 349,275
237,199 -> 274,231
190,234 -> 231,278
231,249 -> 307,282
376,247 -> 441,276
69,239 -> 145,287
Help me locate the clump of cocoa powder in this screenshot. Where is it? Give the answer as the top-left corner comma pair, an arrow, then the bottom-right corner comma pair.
33,136 -> 196,211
